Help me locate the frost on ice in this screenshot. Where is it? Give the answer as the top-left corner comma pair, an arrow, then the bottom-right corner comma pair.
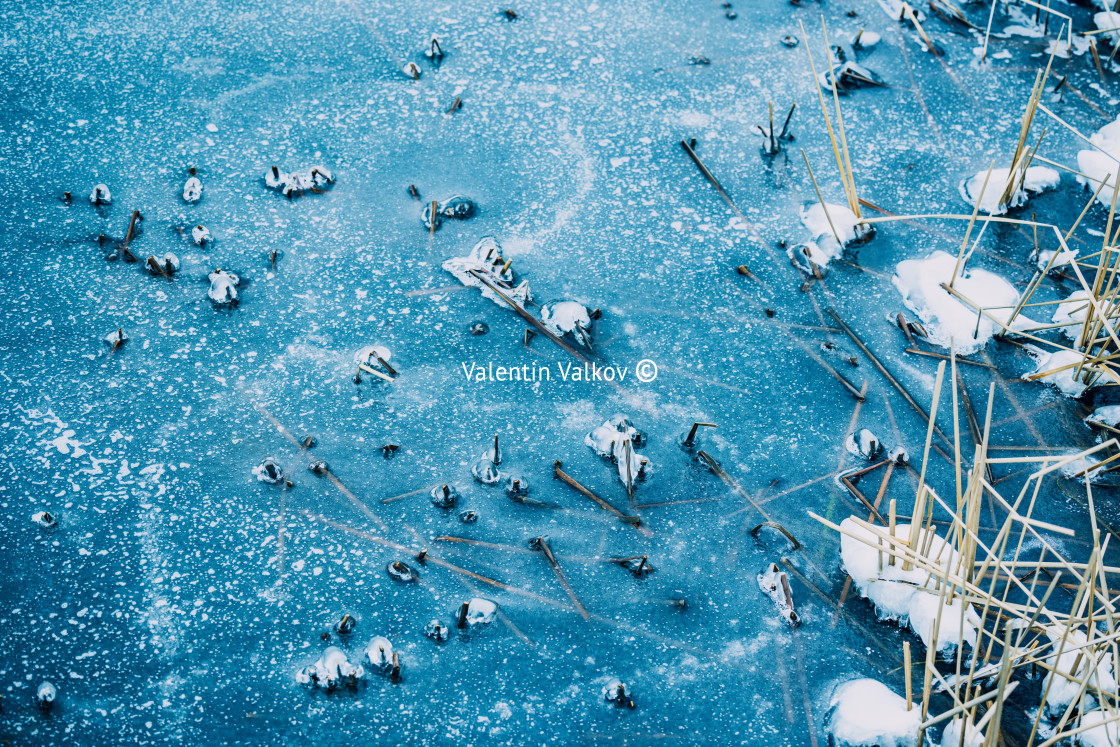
252,457 -> 284,484
844,428 -> 884,461
1039,626 -> 1118,717
471,435 -> 504,485
296,646 -> 365,689
429,483 -> 459,508
89,183 -> 111,205
365,636 -> 394,668
31,510 -> 57,528
457,597 -> 498,626
182,175 -> 202,203
35,681 -> 56,709
585,415 -> 651,493
1052,291 -> 1090,341
422,195 -> 477,231
757,563 -> 800,625
1077,709 -> 1120,747
264,165 -> 334,198
145,252 -> 180,276
1023,347 -> 1089,398
541,301 -> 595,348
893,250 -> 1029,355
442,236 -> 532,307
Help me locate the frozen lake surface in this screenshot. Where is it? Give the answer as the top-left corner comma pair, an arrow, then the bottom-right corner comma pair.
2,0 -> 1120,743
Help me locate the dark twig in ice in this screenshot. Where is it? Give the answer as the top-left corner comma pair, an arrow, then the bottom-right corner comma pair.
904,347 -> 993,369
696,451 -> 774,523
778,558 -> 903,667
466,269 -> 592,364
682,421 -> 717,448
826,308 -> 953,451
120,210 -> 142,262
786,335 -> 865,401
529,537 -> 590,620
749,522 -> 802,550
552,460 -> 648,534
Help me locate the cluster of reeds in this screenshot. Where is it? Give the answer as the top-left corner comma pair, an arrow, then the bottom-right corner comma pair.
815,358 -> 1120,745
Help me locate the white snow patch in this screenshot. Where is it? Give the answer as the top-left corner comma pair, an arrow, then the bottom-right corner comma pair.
828,678 -> 920,747
839,517 -> 980,653
958,166 -> 1059,215
893,250 -> 1029,355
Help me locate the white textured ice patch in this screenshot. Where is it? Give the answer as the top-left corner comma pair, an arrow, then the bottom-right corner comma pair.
958,166 -> 1059,215
1023,347 -> 1088,398
893,250 -> 1029,355
1078,114 -> 1120,207
828,678 -> 920,747
839,517 -> 980,653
